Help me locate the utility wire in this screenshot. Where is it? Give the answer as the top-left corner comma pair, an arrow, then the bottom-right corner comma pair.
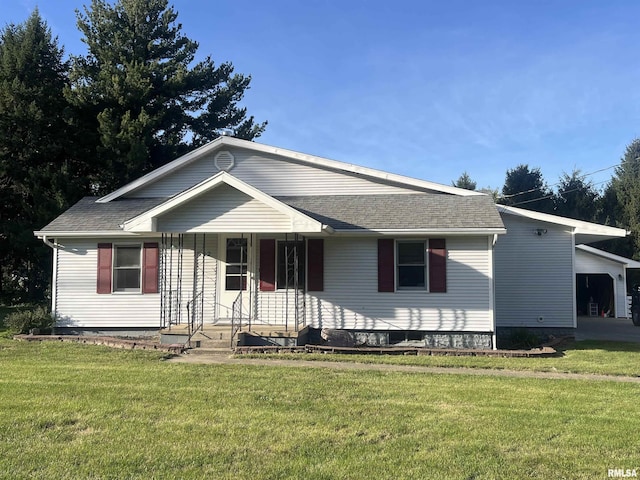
498,163 -> 619,200
509,179 -> 610,207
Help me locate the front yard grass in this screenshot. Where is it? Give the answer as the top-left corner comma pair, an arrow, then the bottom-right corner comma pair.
242,340 -> 640,377
0,337 -> 639,479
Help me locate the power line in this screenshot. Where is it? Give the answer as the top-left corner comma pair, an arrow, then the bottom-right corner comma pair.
508,179 -> 610,207
498,163 -> 619,200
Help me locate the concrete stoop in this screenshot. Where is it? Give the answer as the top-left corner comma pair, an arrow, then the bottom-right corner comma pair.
160,324 -> 308,350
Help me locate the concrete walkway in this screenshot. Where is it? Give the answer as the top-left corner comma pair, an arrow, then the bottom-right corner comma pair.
576,316 -> 640,342
166,353 -> 640,383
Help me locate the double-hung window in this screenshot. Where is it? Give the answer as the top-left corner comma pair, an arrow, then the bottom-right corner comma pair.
113,245 -> 142,292
97,242 -> 159,294
396,241 -> 427,289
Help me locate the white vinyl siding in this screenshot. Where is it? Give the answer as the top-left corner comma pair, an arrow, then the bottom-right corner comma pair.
494,215 -> 575,328
54,238 -> 159,328
300,236 -> 493,332
157,184 -> 293,232
126,147 -> 425,198
53,235 -> 219,329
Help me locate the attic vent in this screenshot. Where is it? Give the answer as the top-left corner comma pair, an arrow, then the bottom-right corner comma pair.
214,150 -> 235,171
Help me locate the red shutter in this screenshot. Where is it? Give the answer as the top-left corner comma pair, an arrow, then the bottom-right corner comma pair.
377,239 -> 395,292
307,239 -> 324,292
97,243 -> 112,294
259,239 -> 276,291
429,239 -> 447,293
142,242 -> 159,294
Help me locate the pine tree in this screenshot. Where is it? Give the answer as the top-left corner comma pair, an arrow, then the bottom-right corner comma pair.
554,169 -> 599,222
499,164 -> 554,213
452,171 -> 477,191
0,10 -> 81,301
608,139 -> 640,259
69,0 -> 267,194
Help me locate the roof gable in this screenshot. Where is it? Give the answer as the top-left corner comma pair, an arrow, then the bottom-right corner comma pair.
122,172 -> 326,234
98,137 -> 483,202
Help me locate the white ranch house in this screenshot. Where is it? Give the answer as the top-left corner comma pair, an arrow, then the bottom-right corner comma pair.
35,137 -> 627,349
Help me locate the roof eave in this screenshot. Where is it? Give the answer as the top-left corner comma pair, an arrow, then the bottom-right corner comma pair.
34,230 -> 144,238
498,205 -> 627,238
331,228 -> 507,236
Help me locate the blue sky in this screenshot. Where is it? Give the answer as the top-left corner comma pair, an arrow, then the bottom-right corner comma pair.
3,1 -> 640,192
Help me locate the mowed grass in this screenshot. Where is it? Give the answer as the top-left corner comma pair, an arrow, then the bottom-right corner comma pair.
244,340 -> 640,377
1,338 -> 640,479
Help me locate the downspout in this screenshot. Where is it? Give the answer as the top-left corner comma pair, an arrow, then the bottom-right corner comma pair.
489,235 -> 497,350
40,236 -> 61,332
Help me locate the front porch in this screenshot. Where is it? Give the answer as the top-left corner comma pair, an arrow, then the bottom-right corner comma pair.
157,232 -> 312,348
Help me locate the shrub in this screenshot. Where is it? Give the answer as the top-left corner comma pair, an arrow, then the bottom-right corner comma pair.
4,305 -> 53,334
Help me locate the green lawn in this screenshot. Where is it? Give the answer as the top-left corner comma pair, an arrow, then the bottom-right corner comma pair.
0,338 -> 639,479
242,340 -> 640,377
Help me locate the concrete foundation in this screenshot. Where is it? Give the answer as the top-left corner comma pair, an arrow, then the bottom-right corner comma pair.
54,327 -> 158,338
306,328 -> 493,350
423,332 -> 493,349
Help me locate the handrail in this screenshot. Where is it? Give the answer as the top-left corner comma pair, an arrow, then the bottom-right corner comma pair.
186,291 -> 203,347
230,291 -> 243,348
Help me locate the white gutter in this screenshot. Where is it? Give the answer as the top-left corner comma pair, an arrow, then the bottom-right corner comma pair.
41,235 -> 64,250
331,228 -> 507,236
35,230 -> 148,238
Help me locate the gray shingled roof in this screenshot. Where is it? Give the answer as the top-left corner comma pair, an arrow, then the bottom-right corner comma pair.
39,193 -> 503,233
38,197 -> 165,232
278,194 -> 504,230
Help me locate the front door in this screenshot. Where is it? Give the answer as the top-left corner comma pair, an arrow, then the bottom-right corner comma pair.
218,235 -> 253,321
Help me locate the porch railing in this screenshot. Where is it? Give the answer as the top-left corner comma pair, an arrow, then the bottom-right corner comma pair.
230,291 -> 243,348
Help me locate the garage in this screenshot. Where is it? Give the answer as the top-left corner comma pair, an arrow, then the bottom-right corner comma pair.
576,273 -> 614,317
575,245 -> 640,319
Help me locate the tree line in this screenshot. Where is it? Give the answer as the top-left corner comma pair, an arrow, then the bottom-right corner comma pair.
3,0 -> 640,304
453,139 -> 640,260
0,0 -> 265,302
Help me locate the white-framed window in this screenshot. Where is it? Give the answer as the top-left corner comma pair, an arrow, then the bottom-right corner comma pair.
225,238 -> 247,290
113,244 -> 142,292
396,240 -> 427,289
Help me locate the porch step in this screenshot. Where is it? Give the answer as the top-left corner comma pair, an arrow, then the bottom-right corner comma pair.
238,325 -> 310,347
186,347 -> 233,356
159,324 -> 236,347
160,324 -> 309,348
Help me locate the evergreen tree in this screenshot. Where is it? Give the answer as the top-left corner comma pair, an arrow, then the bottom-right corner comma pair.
452,171 -> 477,191
554,169 -> 599,222
498,164 -> 554,213
69,0 -> 267,194
0,10 -> 81,301
607,139 -> 640,259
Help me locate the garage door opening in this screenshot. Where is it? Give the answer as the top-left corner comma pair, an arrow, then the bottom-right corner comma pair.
576,274 -> 614,317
